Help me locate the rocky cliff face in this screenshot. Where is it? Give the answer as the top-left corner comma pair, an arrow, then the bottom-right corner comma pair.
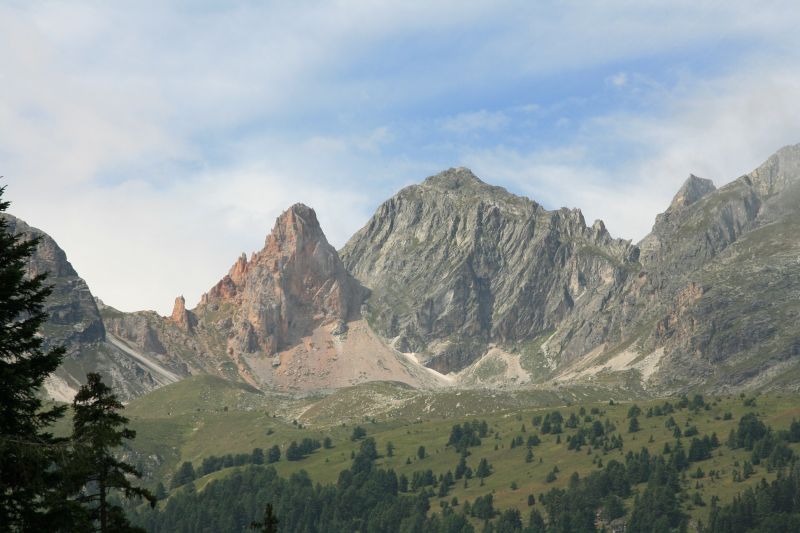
341,168 -> 639,373
3,214 -> 181,401
196,203 -> 368,359
4,215 -> 105,347
545,144 -> 800,393
635,144 -> 800,391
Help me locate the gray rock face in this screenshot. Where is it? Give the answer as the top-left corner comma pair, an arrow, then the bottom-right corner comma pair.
341,168 -> 638,372
548,143 -> 800,392
3,214 -> 181,401
636,143 -> 800,391
4,215 -> 105,346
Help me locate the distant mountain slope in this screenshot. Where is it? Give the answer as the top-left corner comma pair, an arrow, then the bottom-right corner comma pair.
630,144 -> 800,391
3,214 -> 181,401
528,144 -> 800,392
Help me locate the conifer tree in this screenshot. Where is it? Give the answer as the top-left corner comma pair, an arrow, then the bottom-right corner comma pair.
251,447 -> 265,465
68,372 -> 154,532
171,461 -> 196,489
267,444 -> 281,463
476,458 -> 492,479
250,502 -> 279,532
0,187 -> 68,529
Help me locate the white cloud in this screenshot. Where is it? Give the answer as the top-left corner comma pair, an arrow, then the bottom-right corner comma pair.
464,59 -> 800,241
608,72 -> 628,87
3,0 -> 800,315
11,164 -> 379,315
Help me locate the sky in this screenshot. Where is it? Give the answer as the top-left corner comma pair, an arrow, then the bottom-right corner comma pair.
3,1 -> 800,315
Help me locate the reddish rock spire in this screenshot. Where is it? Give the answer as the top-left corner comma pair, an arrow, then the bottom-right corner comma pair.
197,204 -> 368,357
170,295 -> 195,333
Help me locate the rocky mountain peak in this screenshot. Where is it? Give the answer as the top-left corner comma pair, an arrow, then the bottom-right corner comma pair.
746,142 -> 800,197
264,203 -> 327,252
415,167 -> 532,208
198,204 -> 367,358
667,174 -> 716,212
421,167 -> 485,190
2,214 -> 105,345
341,168 -> 638,373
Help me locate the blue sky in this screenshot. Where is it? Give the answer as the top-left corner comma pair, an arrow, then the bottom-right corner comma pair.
3,1 -> 800,313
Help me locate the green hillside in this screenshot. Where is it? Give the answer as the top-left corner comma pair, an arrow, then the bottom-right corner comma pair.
121,376 -> 800,530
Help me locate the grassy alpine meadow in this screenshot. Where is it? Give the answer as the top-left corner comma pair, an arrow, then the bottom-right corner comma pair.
120,375 -> 800,529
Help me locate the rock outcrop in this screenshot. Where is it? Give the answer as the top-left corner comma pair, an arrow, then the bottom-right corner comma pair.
169,295 -> 195,332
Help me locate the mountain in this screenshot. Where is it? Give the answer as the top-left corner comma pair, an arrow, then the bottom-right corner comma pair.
198,203 -> 367,358
541,144 -> 800,393
18,143 -> 800,399
106,204 -> 444,392
3,214 -> 181,401
340,167 -> 638,377
342,146 -> 800,393
631,144 -> 800,390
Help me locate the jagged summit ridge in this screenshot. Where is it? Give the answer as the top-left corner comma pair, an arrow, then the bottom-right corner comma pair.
204,203 -> 339,303
265,202 -> 328,249
416,167 -> 535,210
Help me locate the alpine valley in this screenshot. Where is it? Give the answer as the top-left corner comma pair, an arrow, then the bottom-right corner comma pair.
9,144 -> 800,532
